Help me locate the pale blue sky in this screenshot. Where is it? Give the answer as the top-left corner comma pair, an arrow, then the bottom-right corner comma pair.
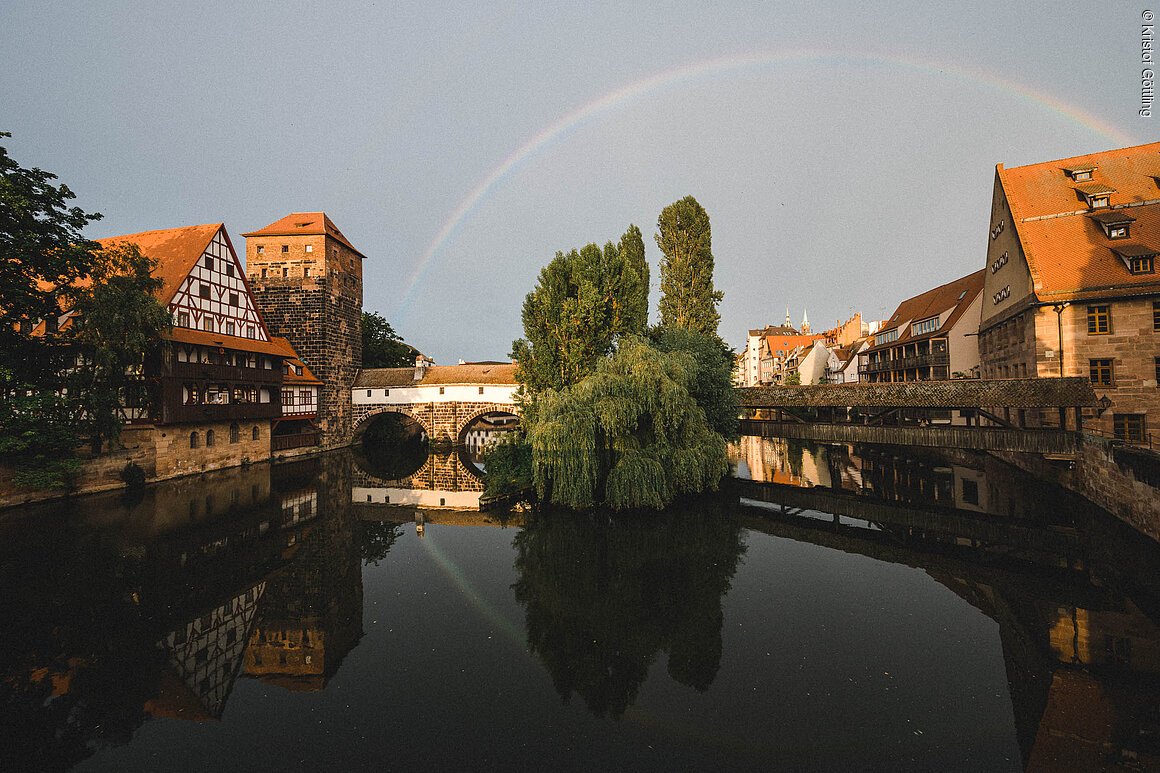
1,1 -> 1152,360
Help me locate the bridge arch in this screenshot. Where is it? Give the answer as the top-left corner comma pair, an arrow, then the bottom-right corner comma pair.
454,404 -> 520,442
352,405 -> 433,443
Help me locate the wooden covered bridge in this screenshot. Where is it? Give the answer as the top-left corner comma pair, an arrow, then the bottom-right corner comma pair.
737,378 -> 1100,454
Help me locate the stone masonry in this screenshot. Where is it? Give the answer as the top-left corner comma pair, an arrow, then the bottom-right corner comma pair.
352,401 -> 517,445
244,218 -> 364,450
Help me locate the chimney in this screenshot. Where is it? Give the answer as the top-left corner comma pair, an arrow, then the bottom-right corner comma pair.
414,354 -> 433,381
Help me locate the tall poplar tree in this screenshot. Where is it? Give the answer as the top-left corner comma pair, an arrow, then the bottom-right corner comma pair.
656,196 -> 723,335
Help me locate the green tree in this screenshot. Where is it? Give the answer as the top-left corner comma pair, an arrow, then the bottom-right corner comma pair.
68,243 -> 171,453
784,372 -> 801,386
649,325 -> 738,439
525,336 -> 728,510
361,311 -> 416,368
510,242 -> 618,392
610,224 -> 649,336
656,196 -> 723,335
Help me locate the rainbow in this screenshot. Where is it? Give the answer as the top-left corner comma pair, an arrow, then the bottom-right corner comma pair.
392,47 -> 1140,321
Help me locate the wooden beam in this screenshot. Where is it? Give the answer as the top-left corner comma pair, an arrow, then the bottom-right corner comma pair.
976,408 -> 1017,429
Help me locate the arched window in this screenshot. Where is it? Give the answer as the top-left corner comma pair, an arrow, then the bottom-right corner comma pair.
206,429 -> 215,447
190,431 -> 199,449
252,425 -> 260,441
230,422 -> 240,443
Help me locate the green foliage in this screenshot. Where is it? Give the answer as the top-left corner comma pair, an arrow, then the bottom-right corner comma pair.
119,461 -> 146,490
361,311 -> 416,368
68,244 -> 171,452
784,372 -> 801,386
513,501 -> 746,717
524,337 -> 728,510
481,434 -> 533,498
649,325 -> 739,439
511,228 -> 649,393
0,132 -> 103,385
656,196 -> 723,335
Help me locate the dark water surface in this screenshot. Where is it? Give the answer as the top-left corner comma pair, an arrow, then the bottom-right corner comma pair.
3,440 -> 1160,771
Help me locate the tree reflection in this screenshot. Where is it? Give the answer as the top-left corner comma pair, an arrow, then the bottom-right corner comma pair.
512,499 -> 745,718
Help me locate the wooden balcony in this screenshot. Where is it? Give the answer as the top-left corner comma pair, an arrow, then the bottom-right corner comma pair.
170,360 -> 281,384
859,350 -> 949,375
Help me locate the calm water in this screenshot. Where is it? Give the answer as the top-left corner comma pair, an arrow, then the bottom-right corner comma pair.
3,440 -> 1160,771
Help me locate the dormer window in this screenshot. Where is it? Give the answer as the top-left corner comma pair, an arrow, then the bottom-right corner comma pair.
1063,164 -> 1097,182
875,328 -> 899,346
1089,210 -> 1135,239
1112,244 -> 1158,274
911,317 -> 939,336
1076,182 -> 1115,209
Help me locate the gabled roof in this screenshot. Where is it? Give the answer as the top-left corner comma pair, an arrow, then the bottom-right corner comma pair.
242,212 -> 366,259
98,223 -> 222,306
283,351 -> 323,385
355,363 -> 517,388
762,333 -> 823,358
866,269 -> 985,352
167,327 -> 300,359
999,142 -> 1160,301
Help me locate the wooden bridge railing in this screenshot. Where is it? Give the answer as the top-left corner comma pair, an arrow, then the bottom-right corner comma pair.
738,419 -> 1078,454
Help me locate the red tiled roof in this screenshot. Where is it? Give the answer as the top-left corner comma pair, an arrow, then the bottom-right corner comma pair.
167,327 -> 299,359
98,224 -> 222,306
355,363 -> 517,387
866,269 -> 985,353
763,334 -> 823,358
242,212 -> 366,259
999,141 -> 1160,300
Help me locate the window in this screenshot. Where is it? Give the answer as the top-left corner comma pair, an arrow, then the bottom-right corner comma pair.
178,311 -> 190,328
281,245 -> 289,253
911,317 -> 939,336
1154,301 -> 1160,331
204,255 -> 213,270
439,387 -> 445,394
1155,356 -> 1160,385
261,268 -> 268,278
225,321 -> 235,336
202,317 -> 214,332
1109,225 -> 1129,239
1130,255 -> 1155,274
1114,414 -> 1146,443
366,390 -> 372,397
206,429 -> 215,447
478,386 -> 485,395
190,431 -> 199,449
248,326 -> 256,339
257,245 -> 264,255
252,425 -> 260,440
1087,305 -> 1111,334
229,292 -> 239,305
961,478 -> 979,505
282,267 -> 289,278
1090,196 -> 1109,209
305,244 -> 313,253
230,423 -> 239,443
1073,170 -> 1092,182
304,267 -> 311,277
199,283 -> 210,299
875,329 -> 899,345
384,389 -> 390,396
1089,358 -> 1114,385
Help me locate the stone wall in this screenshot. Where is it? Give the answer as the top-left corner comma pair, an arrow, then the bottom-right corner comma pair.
994,435 -> 1160,544
247,233 -> 363,450
352,401 -> 518,444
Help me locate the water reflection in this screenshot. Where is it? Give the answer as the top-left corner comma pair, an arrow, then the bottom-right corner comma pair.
2,441 -> 1160,769
512,501 -> 745,717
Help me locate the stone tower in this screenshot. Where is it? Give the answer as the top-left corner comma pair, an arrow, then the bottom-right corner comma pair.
243,213 -> 364,449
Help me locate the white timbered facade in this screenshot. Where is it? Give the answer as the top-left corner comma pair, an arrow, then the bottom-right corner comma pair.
168,228 -> 270,341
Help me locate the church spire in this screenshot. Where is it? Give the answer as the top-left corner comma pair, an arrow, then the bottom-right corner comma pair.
801,309 -> 810,334
784,305 -> 792,327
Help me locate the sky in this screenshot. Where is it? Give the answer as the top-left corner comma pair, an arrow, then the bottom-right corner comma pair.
1,1 -> 1153,361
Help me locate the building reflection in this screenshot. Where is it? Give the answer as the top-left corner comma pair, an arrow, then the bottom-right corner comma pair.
734,436 -> 1160,770
0,453 -> 380,769
511,501 -> 746,718
352,449 -> 487,514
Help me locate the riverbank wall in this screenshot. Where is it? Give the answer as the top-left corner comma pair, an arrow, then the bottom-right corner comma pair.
0,425 -> 338,511
992,434 -> 1160,544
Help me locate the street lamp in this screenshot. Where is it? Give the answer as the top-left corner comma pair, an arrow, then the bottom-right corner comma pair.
1052,303 -> 1070,378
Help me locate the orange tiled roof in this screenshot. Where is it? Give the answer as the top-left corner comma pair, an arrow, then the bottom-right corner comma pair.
999,141 -> 1160,300
98,223 -> 222,306
283,352 -> 323,385
242,212 -> 366,258
763,334 -> 823,359
866,269 -> 985,353
166,327 -> 299,359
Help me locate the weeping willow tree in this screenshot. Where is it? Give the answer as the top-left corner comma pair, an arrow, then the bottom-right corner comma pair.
524,337 -> 728,510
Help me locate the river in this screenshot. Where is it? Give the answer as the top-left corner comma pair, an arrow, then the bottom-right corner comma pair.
2,438 -> 1159,771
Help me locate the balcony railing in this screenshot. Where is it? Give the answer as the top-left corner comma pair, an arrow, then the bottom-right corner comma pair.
170,360 -> 281,384
859,350 -> 949,375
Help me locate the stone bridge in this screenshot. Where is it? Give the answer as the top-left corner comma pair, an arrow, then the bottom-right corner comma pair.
352,361 -> 518,444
